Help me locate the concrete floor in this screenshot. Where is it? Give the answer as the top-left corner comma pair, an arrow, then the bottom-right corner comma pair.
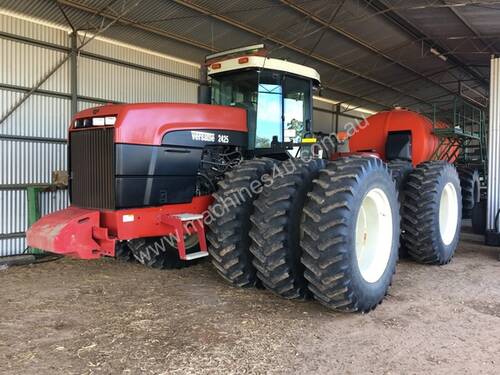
0,231 -> 499,374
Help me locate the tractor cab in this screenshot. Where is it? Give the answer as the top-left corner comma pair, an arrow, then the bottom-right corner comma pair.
205,45 -> 320,157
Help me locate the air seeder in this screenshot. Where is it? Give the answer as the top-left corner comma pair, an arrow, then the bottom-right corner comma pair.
28,45 -> 475,312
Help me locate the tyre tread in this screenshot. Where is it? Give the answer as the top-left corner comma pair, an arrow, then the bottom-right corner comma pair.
249,159 -> 325,299
301,156 -> 399,312
401,161 -> 461,265
207,158 -> 276,287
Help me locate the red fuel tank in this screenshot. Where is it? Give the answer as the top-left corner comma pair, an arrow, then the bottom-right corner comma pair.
349,109 -> 452,166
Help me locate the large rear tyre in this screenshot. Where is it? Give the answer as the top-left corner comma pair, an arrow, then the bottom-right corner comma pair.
249,158 -> 326,299
401,161 -> 462,265
457,166 -> 480,218
301,156 -> 400,312
207,158 -> 276,287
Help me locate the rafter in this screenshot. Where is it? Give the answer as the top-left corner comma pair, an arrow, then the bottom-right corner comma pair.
365,0 -> 489,89
172,0 -> 436,109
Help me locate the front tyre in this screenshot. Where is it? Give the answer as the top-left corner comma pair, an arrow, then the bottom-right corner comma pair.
115,241 -> 134,262
207,158 -> 276,287
301,156 -> 400,312
128,236 -> 197,269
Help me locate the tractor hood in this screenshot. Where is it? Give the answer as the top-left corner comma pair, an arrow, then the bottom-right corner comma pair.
71,103 -> 248,146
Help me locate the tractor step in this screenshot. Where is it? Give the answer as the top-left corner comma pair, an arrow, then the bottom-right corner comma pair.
184,251 -> 209,260
173,213 -> 204,221
161,213 -> 207,260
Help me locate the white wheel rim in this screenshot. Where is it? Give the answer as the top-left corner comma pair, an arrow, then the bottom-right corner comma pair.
355,188 -> 393,283
439,182 -> 459,245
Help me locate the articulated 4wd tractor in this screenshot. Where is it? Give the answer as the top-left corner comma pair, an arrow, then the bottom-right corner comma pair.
27,45 -> 467,312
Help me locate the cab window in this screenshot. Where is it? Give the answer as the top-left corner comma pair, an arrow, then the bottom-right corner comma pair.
211,71 -> 257,110
255,71 -> 283,148
283,76 -> 311,144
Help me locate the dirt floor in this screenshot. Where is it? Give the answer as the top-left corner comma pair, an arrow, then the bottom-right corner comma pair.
1,230 -> 499,375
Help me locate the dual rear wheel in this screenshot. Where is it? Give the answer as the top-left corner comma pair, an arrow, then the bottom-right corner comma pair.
301,157 -> 399,312
207,157 -> 462,312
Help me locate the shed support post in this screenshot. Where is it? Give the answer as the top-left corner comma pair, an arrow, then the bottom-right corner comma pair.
334,103 -> 340,133
485,56 -> 500,249
70,32 -> 78,116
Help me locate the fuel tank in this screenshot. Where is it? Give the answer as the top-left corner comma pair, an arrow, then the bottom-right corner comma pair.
349,108 -> 453,166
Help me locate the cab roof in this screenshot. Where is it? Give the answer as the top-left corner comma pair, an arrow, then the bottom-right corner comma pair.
207,55 -> 321,84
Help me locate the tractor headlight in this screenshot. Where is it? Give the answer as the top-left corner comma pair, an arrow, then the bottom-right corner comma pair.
74,116 -> 116,128
92,116 -> 116,126
92,117 -> 105,126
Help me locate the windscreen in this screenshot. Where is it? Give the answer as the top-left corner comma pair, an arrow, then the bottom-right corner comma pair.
211,70 -> 311,149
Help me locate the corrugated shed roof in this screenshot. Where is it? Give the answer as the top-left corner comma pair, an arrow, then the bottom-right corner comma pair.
0,0 -> 496,111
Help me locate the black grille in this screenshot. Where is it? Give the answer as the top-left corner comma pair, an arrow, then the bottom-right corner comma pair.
69,128 -> 115,209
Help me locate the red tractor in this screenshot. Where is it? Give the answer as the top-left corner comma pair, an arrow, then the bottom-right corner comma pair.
27,45 -> 464,312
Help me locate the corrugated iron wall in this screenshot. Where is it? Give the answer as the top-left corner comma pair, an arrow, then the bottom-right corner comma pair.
78,56 -> 198,103
0,92 -> 71,138
0,11 -> 199,256
312,98 -> 367,134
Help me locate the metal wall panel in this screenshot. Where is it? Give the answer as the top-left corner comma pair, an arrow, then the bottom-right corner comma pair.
0,189 -> 27,257
313,111 -> 362,134
338,116 -> 362,132
0,38 -> 70,93
39,189 -> 69,217
313,98 -> 371,119
0,188 -> 68,258
0,89 -> 70,139
313,109 -> 334,134
312,98 -> 365,134
78,100 -> 101,112
313,99 -> 333,111
81,37 -> 199,80
0,139 -> 67,185
0,11 -> 69,47
78,57 -> 198,104
0,189 -> 27,235
0,237 -> 26,257
487,57 -> 500,230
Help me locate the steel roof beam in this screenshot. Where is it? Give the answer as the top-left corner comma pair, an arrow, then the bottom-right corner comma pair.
280,0 -> 457,97
445,0 -> 497,56
172,0 -> 436,109
55,1 -> 390,109
56,0 -> 216,51
366,0 -> 489,89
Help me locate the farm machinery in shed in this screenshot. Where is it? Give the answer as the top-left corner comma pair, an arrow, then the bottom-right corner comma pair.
27,45 -> 482,312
